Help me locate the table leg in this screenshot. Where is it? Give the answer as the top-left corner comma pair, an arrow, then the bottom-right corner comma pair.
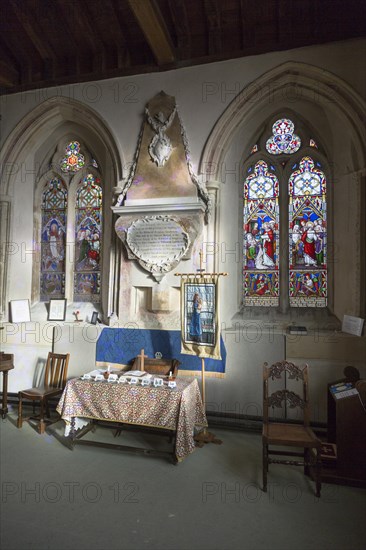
1,371 -> 9,419
69,417 -> 76,450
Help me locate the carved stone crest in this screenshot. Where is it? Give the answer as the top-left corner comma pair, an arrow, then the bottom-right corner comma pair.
148,131 -> 172,167
146,109 -> 176,167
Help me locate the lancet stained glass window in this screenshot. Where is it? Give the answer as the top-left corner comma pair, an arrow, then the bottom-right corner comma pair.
243,160 -> 279,306
40,178 -> 67,300
60,141 -> 85,173
266,118 -> 301,155
74,174 -> 102,302
289,157 -> 327,307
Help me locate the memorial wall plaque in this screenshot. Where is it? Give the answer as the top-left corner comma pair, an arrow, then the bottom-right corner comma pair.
125,216 -> 190,281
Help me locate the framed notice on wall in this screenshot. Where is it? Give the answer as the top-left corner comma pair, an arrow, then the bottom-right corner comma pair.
90,311 -> 99,325
48,299 -> 67,321
10,300 -> 31,323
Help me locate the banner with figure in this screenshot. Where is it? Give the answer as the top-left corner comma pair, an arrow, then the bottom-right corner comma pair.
180,275 -> 221,360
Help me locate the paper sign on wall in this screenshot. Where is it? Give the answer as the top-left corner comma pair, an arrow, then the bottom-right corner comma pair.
342,315 -> 364,337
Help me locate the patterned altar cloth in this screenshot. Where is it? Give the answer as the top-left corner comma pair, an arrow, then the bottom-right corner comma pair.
57,377 -> 208,461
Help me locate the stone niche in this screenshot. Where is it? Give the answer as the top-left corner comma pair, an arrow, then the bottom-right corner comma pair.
112,91 -> 209,299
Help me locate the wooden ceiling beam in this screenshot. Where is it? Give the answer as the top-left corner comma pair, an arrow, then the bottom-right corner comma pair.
0,59 -> 19,87
277,0 -> 293,45
203,0 -> 222,55
127,0 -> 175,65
168,0 -> 191,59
9,0 -> 56,62
55,0 -> 88,52
239,0 -> 255,49
79,0 -> 108,73
0,40 -> 20,86
101,0 -> 131,68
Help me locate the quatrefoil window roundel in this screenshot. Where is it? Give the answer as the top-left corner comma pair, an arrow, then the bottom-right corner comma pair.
60,141 -> 85,173
266,119 -> 301,155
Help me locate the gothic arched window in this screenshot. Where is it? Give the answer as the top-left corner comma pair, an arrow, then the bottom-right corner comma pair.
244,118 -> 328,308
38,140 -> 103,305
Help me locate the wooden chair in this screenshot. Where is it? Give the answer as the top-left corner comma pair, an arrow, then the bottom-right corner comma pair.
17,352 -> 70,434
262,360 -> 322,497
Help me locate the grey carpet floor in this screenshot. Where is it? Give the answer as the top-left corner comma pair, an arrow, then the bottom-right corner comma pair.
1,408 -> 365,550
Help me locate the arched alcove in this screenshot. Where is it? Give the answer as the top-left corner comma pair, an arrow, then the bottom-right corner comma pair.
0,97 -> 123,321
199,62 -> 366,322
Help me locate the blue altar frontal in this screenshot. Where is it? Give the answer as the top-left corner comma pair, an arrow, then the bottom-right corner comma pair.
96,328 -> 226,377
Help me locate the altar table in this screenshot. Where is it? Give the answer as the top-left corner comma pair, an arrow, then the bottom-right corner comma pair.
57,376 -> 207,462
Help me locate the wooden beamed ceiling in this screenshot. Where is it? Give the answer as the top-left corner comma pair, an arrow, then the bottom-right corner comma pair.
0,0 -> 364,95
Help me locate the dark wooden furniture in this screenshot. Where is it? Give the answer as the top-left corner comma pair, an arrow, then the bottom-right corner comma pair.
132,355 -> 180,377
262,360 -> 322,497
326,373 -> 366,487
327,366 -> 360,443
17,352 -> 70,434
0,353 -> 14,418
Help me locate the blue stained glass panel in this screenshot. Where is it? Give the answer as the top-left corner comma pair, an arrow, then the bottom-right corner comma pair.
74,174 -> 102,302
40,178 -> 67,301
243,160 -> 279,306
289,157 -> 327,307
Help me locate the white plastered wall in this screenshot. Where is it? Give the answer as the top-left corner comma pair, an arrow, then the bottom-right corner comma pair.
0,39 -> 365,421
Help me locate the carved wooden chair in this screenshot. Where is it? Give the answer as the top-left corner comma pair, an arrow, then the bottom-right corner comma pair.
17,352 -> 70,434
262,360 -> 322,497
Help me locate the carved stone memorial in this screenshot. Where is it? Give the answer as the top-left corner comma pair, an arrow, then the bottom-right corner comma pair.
112,91 -> 209,286
123,215 -> 190,281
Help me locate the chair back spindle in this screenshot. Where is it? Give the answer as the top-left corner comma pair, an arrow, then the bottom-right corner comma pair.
44,353 -> 69,389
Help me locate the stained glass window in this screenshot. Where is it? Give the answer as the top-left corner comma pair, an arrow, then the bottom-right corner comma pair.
250,144 -> 258,155
266,118 -> 301,155
74,174 -> 102,302
40,178 -> 67,300
60,141 -> 85,173
289,157 -> 327,307
243,160 -> 279,306
309,139 -> 318,148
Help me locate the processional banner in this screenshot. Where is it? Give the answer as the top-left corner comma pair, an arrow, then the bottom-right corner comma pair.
180,275 -> 221,361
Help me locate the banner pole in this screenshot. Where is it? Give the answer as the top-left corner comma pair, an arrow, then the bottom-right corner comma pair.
176,248 -> 227,446
201,357 -> 206,408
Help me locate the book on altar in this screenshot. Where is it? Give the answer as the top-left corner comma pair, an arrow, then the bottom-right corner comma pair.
123,370 -> 146,377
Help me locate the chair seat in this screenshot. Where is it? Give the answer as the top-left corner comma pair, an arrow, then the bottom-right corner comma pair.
19,386 -> 63,399
263,422 -> 321,447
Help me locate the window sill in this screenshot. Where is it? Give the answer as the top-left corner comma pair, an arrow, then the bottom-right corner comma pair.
230,306 -> 341,333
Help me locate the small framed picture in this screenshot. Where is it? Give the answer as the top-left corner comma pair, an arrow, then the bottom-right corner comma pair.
90,311 -> 99,325
48,299 -> 67,321
10,299 -> 31,323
